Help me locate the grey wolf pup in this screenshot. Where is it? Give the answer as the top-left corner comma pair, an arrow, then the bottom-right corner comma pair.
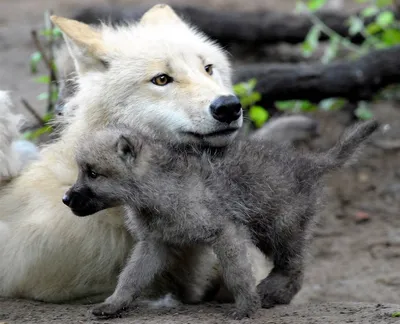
63,120 -> 378,318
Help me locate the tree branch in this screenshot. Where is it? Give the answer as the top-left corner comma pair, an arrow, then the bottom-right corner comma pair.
233,45 -> 400,104
72,5 -> 398,46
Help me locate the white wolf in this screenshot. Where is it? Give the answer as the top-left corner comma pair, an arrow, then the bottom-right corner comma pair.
0,4 -> 276,304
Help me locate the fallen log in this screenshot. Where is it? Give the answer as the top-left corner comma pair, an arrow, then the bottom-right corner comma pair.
72,5 -> 396,47
233,45 -> 400,104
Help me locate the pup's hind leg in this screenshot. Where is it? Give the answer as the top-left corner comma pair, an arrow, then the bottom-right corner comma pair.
212,224 -> 260,319
255,234 -> 305,308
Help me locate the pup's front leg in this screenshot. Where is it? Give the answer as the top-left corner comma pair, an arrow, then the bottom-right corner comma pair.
92,240 -> 168,318
212,224 -> 260,320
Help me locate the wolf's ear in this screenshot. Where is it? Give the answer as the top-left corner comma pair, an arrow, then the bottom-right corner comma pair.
116,135 -> 137,163
140,4 -> 186,27
51,15 -> 108,75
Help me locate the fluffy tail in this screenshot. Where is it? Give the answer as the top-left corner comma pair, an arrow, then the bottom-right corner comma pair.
315,120 -> 379,177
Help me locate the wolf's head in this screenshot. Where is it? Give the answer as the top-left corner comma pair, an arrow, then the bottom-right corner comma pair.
52,4 -> 241,147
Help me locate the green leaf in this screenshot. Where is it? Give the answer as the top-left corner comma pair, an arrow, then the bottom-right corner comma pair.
40,29 -> 53,37
51,88 -> 59,102
322,35 -> 340,64
376,0 -> 392,8
276,100 -> 297,111
241,92 -> 262,108
233,84 -> 246,98
376,11 -> 395,28
365,22 -> 382,35
42,112 -> 54,123
246,78 -> 257,91
355,102 -> 373,120
34,75 -> 50,84
348,16 -> 364,36
276,100 -> 317,112
233,79 -> 260,109
52,27 -> 63,38
319,98 -> 347,111
30,52 -> 42,74
23,125 -> 53,141
302,25 -> 321,57
361,6 -> 379,17
249,105 -> 269,128
306,0 -> 327,11
392,312 -> 400,318
22,130 -> 33,140
301,42 -> 314,57
382,28 -> 400,46
37,92 -> 49,101
299,101 -> 318,112
233,78 -> 257,98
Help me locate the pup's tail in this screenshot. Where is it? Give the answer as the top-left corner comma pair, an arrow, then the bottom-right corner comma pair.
313,120 -> 379,178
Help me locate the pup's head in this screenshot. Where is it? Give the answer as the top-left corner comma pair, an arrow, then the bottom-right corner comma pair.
52,4 -> 242,147
63,128 -> 149,216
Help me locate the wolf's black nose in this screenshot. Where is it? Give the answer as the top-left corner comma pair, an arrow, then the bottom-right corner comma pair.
210,95 -> 242,124
62,194 -> 71,206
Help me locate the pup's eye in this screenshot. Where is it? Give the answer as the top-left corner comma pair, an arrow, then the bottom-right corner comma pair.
205,64 -> 213,75
88,169 -> 99,179
151,74 -> 173,86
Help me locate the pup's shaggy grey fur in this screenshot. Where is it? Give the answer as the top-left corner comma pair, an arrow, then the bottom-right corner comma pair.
64,120 -> 378,319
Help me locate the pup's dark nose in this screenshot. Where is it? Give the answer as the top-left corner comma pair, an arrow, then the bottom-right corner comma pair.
62,193 -> 71,206
210,95 -> 242,124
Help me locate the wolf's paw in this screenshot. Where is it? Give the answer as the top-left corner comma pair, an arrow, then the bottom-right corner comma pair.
92,302 -> 126,318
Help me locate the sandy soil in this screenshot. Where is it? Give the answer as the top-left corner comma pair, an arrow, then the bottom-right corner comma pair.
1,0 -> 400,323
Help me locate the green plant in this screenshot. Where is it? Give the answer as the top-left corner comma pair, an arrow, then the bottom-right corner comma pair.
274,0 -> 400,120
25,11 -> 61,142
233,79 -> 269,129
392,311 -> 400,318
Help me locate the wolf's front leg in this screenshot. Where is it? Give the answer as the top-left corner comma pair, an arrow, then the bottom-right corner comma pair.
212,224 -> 260,320
92,240 -> 168,318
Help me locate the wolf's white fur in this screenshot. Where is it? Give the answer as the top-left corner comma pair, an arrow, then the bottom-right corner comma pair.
0,5 -> 267,303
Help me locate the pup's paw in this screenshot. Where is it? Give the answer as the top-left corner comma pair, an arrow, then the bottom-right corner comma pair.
227,307 -> 257,320
257,271 -> 302,309
92,302 -> 125,318
227,294 -> 260,320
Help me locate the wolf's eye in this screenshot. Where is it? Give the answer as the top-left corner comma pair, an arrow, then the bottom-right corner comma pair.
205,64 -> 213,76
151,74 -> 173,86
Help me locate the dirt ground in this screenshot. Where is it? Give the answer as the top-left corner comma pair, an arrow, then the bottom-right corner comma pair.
1,298 -> 400,324
2,0 -> 400,323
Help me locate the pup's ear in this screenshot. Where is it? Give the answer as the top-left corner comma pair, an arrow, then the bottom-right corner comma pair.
51,15 -> 108,76
140,4 -> 186,27
116,135 -> 137,162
